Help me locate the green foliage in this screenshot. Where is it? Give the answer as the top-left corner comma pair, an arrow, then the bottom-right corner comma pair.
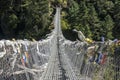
0,0 -> 51,39
61,18 -> 70,30
103,58 -> 115,80
66,0 -> 118,40
67,0 -> 80,28
93,61 -> 115,80
0,0 -> 120,40
113,1 -> 120,39
87,4 -> 101,40
104,15 -> 114,39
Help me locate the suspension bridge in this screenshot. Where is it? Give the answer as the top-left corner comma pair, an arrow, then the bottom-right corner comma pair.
0,8 -> 120,80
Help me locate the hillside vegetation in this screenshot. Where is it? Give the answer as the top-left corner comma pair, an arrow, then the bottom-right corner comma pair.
0,0 -> 120,40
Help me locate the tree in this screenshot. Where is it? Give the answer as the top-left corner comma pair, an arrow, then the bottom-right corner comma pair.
87,4 -> 101,40
113,1 -> 120,39
67,0 -> 79,29
0,0 -> 19,38
17,0 -> 50,39
103,15 -> 114,39
89,14 -> 114,41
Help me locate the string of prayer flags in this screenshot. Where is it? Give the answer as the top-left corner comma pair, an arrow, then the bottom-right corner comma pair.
113,39 -> 118,43
21,58 -> 25,66
89,55 -> 96,62
95,52 -> 103,64
100,54 -> 107,64
101,36 -> 105,42
85,38 -> 93,44
25,51 -> 29,58
22,55 -> 26,62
